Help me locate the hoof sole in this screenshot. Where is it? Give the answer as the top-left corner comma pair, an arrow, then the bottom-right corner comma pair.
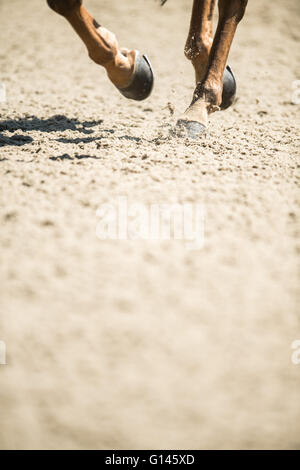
117,52 -> 154,101
176,120 -> 206,139
221,65 -> 237,110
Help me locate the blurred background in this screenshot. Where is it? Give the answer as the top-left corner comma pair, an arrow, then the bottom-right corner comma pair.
0,0 -> 299,449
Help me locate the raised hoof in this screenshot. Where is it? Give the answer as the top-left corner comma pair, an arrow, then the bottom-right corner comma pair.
176,119 -> 206,139
117,52 -> 154,101
221,65 -> 237,110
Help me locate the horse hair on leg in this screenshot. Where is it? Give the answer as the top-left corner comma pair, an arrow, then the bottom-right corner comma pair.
177,0 -> 248,136
198,0 -> 248,108
46,0 -> 137,89
47,0 -> 82,17
185,0 -> 217,84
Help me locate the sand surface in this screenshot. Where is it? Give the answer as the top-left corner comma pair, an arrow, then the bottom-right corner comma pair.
0,0 -> 300,450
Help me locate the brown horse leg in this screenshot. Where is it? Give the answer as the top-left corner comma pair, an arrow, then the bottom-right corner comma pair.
185,0 -> 217,85
178,0 -> 248,134
47,0 -> 136,89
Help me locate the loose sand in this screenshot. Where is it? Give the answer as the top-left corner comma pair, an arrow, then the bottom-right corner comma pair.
0,0 -> 299,450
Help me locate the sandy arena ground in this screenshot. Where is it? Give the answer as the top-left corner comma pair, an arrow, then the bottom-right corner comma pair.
0,0 -> 300,450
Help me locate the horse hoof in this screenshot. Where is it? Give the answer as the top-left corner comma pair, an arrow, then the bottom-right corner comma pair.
175,119 -> 206,139
117,52 -> 154,101
221,65 -> 237,110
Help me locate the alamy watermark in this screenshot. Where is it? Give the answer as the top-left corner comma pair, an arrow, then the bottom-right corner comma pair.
291,80 -> 300,105
291,340 -> 300,366
0,82 -> 6,103
96,197 -> 205,250
0,340 -> 6,365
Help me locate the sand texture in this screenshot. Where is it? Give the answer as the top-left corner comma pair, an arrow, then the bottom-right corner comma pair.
0,0 -> 299,450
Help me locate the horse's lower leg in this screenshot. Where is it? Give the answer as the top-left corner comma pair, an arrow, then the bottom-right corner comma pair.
185,0 -> 217,84
180,0 -> 248,131
47,0 -> 135,88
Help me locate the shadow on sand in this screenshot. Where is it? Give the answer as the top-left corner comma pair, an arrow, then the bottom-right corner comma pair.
0,115 -> 104,147
0,114 -> 172,150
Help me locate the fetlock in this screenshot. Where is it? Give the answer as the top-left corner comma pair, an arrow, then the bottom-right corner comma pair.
192,80 -> 223,111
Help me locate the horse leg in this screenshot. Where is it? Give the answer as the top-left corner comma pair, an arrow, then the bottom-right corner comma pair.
178,0 -> 248,136
47,0 -> 153,99
185,0 -> 216,85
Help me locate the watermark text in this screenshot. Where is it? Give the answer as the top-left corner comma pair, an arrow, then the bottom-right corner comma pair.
291,80 -> 300,105
96,197 -> 205,250
0,341 -> 6,365
291,340 -> 300,365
